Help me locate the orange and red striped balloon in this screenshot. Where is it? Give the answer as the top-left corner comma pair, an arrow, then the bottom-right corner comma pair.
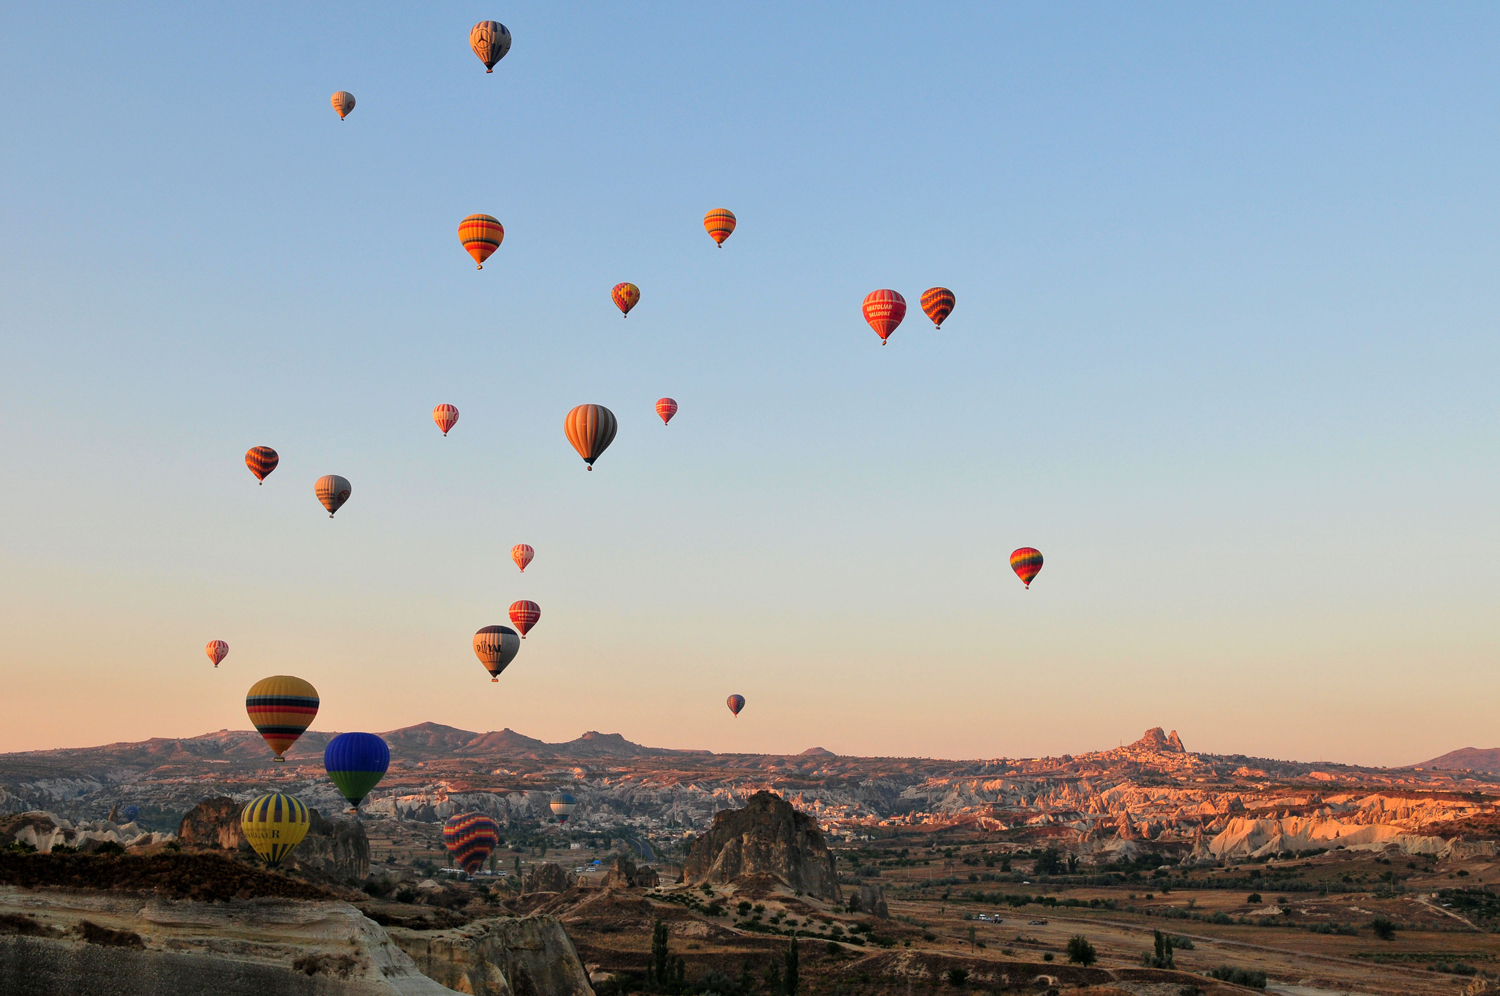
246,446 -> 278,484
920,287 -> 955,328
512,544 -> 534,573
508,600 -> 540,638
1010,547 -> 1043,588
612,282 -> 640,317
206,640 -> 229,669
656,398 -> 678,425
565,404 -> 618,470
703,209 -> 736,246
862,290 -> 907,344
433,404 -> 459,436
726,694 -> 745,717
459,214 -> 504,269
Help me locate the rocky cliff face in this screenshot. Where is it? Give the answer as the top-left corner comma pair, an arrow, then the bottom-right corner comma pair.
3,811 -> 172,853
388,915 -> 594,996
852,882 -> 888,919
178,797 -> 248,850
178,796 -> 370,881
600,856 -> 658,890
523,863 -> 576,894
680,791 -> 839,901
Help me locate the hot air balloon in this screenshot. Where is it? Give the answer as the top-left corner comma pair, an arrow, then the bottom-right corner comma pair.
459,214 -> 504,269
564,404 -> 617,470
703,209 -> 736,247
205,640 -> 229,669
331,91 -> 355,120
473,625 -> 520,681
246,446 -> 278,484
512,544 -> 534,573
245,675 -> 319,762
443,812 -> 500,875
241,792 -> 310,866
920,287 -> 955,329
509,600 -> 540,638
324,732 -> 390,813
433,404 -> 459,436
655,398 -> 677,425
315,475 -> 351,517
611,282 -> 640,317
549,791 -> 577,823
122,805 -> 139,823
470,21 -> 512,73
862,289 -> 907,345
726,694 -> 745,718
1010,547 -> 1043,588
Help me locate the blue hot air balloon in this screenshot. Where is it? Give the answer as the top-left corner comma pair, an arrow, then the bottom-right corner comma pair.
122,805 -> 139,823
323,732 -> 391,813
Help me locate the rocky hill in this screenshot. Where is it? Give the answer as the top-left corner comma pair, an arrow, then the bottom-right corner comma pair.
1410,746 -> 1500,773
680,790 -> 840,899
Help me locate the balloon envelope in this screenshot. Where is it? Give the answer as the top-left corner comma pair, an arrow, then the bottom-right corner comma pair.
512,544 -> 534,573
862,290 -> 907,344
656,398 -> 677,425
611,282 -> 640,316
703,209 -> 736,246
550,791 -> 577,822
920,287 -> 955,328
444,812 -> 500,874
246,446 -> 278,483
241,793 -> 310,866
324,733 -> 391,811
1010,547 -> 1043,588
459,214 -> 504,269
245,675 -> 320,760
473,625 -> 520,681
206,640 -> 228,669
470,21 -> 512,72
564,404 -> 618,469
331,91 -> 355,119
726,694 -> 745,717
122,805 -> 139,822
315,475 -> 352,517
433,404 -> 459,436
509,600 -> 540,638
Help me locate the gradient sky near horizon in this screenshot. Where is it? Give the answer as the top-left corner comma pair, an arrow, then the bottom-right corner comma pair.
2,3 -> 1498,766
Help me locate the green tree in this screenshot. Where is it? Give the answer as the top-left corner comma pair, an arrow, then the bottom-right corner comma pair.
1065,935 -> 1096,966
967,925 -> 976,951
763,955 -> 783,995
1142,930 -> 1174,969
1035,848 -> 1063,875
785,939 -> 799,995
1370,917 -> 1398,941
649,920 -> 671,991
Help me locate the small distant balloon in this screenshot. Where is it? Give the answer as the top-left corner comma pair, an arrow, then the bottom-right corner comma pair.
459,214 -> 504,269
444,812 -> 500,874
1010,547 -> 1043,588
246,675 -> 319,761
470,21 -> 512,73
509,600 -> 540,639
206,640 -> 229,669
315,475 -> 352,517
473,625 -> 520,682
656,398 -> 678,425
565,404 -> 618,470
612,282 -> 640,317
324,732 -> 390,813
246,446 -> 278,484
920,287 -> 955,329
726,694 -> 745,718
862,290 -> 907,345
241,793 -> 310,866
433,404 -> 459,436
330,91 -> 355,120
550,791 -> 577,822
122,805 -> 139,823
703,209 -> 736,247
512,544 -> 534,573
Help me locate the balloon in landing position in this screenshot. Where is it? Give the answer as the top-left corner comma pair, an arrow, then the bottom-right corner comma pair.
330,91 -> 355,120
611,282 -> 640,317
1010,547 -> 1043,588
241,793 -> 310,866
920,287 -> 955,329
564,404 -> 618,470
511,543 -> 534,573
459,214 -> 504,269
444,813 -> 500,875
323,732 -> 390,813
549,791 -> 577,822
205,640 -> 229,669
470,21 -> 512,73
703,209 -> 736,246
315,475 -> 352,517
433,404 -> 459,436
246,446 -> 278,483
726,694 -> 745,718
655,398 -> 677,425
121,805 -> 139,823
862,290 -> 907,344
245,675 -> 320,761
508,600 -> 540,638
473,625 -> 520,681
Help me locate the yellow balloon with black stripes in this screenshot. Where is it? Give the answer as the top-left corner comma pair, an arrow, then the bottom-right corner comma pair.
240,793 -> 310,866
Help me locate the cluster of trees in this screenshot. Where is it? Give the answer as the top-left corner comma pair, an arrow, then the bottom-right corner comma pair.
642,920 -> 800,996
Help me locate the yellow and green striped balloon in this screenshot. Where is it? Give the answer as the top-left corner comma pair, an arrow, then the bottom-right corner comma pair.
240,792 -> 310,866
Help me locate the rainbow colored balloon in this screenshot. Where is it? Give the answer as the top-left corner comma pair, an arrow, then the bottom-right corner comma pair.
703,209 -> 736,247
726,694 -> 745,717
459,214 -> 505,269
612,282 -> 640,317
1010,547 -> 1043,588
443,812 -> 500,874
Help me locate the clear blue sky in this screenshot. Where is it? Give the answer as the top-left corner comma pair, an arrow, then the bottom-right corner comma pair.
1,3 -> 1497,765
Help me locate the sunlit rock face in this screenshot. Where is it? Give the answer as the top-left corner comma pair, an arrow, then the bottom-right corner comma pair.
388,914 -> 594,996
680,791 -> 840,901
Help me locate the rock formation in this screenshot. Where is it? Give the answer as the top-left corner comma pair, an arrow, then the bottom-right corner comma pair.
522,862 -> 575,894
680,791 -> 839,901
851,882 -> 888,919
177,797 -> 369,881
1128,728 -> 1186,753
600,856 -> 658,889
388,914 -> 594,996
4,811 -> 171,854
177,798 -> 249,851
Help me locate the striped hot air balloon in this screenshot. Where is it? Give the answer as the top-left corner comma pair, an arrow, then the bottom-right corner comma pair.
611,282 -> 640,317
330,91 -> 355,120
726,694 -> 745,718
656,398 -> 677,425
920,287 -> 955,329
245,675 -> 319,761
246,446 -> 278,484
862,289 -> 907,344
512,544 -> 534,573
509,600 -> 540,639
433,404 -> 459,436
444,813 -> 500,874
459,214 -> 504,269
549,791 -> 577,823
473,625 -> 520,682
315,475 -> 351,517
470,21 -> 512,73
241,793 -> 310,866
1010,547 -> 1043,588
703,209 -> 736,247
564,404 -> 617,470
205,640 -> 229,669
323,732 -> 390,813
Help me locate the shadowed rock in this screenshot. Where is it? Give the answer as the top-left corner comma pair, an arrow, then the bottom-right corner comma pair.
680,790 -> 839,901
522,862 -> 575,894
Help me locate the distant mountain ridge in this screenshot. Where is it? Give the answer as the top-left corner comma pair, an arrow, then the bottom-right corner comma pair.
1409,747 -> 1500,774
